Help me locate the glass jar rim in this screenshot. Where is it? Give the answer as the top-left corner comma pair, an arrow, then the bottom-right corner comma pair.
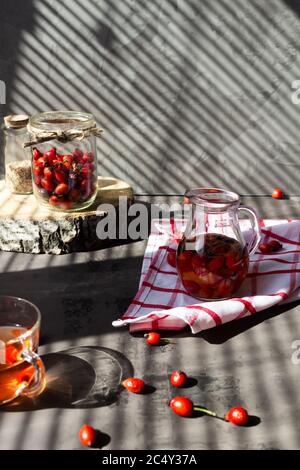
185,187 -> 240,208
29,110 -> 95,131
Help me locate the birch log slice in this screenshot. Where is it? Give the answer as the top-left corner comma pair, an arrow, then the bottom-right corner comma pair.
0,177 -> 134,254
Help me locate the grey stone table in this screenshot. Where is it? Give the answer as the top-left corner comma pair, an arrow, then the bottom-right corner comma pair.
1,195 -> 300,450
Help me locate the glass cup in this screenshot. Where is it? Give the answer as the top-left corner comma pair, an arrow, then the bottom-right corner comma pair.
0,296 -> 46,405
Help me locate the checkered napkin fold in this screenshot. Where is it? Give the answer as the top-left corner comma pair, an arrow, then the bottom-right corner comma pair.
112,219 -> 300,334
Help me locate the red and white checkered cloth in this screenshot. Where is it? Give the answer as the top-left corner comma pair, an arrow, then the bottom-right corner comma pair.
112,219 -> 300,334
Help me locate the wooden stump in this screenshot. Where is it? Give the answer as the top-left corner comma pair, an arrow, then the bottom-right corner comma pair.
0,177 -> 134,254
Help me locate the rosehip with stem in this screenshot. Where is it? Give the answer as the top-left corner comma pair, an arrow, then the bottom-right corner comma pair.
169,396 -> 218,418
169,396 -> 193,416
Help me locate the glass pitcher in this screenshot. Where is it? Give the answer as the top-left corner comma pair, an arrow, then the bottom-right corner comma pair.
177,188 -> 261,301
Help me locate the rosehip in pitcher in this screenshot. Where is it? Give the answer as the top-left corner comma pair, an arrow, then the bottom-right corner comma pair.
177,188 -> 261,301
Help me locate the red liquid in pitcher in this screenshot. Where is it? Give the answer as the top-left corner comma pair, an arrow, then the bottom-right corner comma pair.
177,233 -> 249,300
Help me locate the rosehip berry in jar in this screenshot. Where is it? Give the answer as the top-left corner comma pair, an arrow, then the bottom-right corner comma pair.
62,155 -> 73,170
37,156 -> 48,168
33,148 -> 43,161
59,200 -> 73,210
73,148 -> 83,161
81,166 -> 91,178
49,195 -> 60,206
33,166 -> 43,176
55,183 -> 69,195
41,177 -> 55,192
44,167 -> 54,179
82,152 -> 94,163
56,154 -> 64,163
34,176 -> 41,187
44,148 -> 56,162
69,188 -> 81,202
54,170 -> 67,184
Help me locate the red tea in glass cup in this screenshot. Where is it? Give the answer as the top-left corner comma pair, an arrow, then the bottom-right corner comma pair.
0,296 -> 45,405
177,188 -> 261,301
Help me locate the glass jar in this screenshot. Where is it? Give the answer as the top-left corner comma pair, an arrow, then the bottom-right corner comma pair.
28,111 -> 100,211
177,188 -> 261,300
3,114 -> 33,194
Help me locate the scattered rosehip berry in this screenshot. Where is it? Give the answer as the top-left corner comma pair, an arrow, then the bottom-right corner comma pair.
258,243 -> 271,254
259,240 -> 282,254
170,371 -> 187,387
225,406 -> 249,426
169,396 -> 194,417
268,240 -> 282,251
272,188 -> 284,199
78,424 -> 96,447
145,332 -> 161,345
122,377 -> 145,394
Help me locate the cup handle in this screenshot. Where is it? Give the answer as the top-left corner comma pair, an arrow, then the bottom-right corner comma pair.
20,350 -> 46,398
238,205 -> 261,256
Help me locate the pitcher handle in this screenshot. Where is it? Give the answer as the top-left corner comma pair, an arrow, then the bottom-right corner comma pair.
238,205 -> 261,256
